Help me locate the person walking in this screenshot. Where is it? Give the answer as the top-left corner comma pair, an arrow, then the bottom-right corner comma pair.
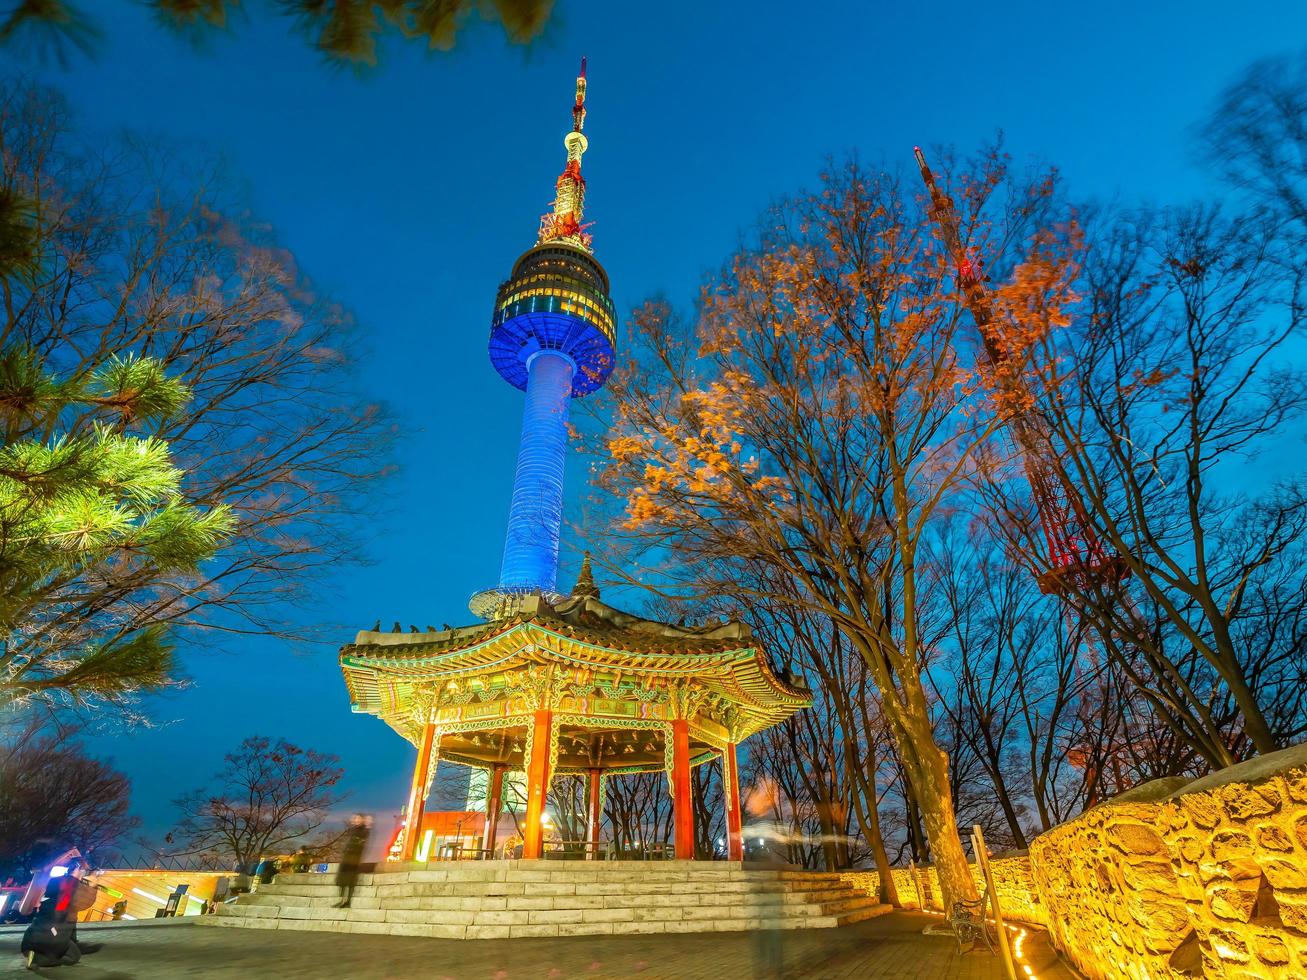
335,814 -> 372,908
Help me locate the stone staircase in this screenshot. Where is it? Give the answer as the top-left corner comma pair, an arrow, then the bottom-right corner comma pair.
203,860 -> 891,939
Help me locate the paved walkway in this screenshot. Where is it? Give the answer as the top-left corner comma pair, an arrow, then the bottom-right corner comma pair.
1,912 -> 1079,978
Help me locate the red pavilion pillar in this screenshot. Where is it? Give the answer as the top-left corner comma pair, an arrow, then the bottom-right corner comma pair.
671,719 -> 694,860
723,741 -> 744,861
586,767 -> 603,860
483,764 -> 506,858
401,722 -> 437,862
523,709 -> 554,859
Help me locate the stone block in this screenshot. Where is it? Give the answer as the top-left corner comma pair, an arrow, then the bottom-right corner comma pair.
558,922 -> 613,937
389,923 -> 468,940
1180,794 -> 1224,830
386,908 -> 477,925
1107,823 -> 1169,857
581,907 -> 635,923
1294,815 -> 1307,852
1250,929 -> 1291,965
527,908 -> 583,924
505,870 -> 554,883
574,883 -> 629,895
1255,823 -> 1295,853
1208,884 -> 1258,923
470,882 -> 525,896
470,910 -> 529,925
505,896 -> 555,911
464,925 -> 512,940
1285,770 -> 1307,805
1208,928 -> 1252,963
403,871 -> 448,883
631,907 -> 684,922
1219,783 -> 1280,821
1211,830 -> 1255,862
508,924 -> 559,938
680,905 -> 733,921
1262,858 -> 1307,891
525,883 -> 576,896
620,920 -> 667,934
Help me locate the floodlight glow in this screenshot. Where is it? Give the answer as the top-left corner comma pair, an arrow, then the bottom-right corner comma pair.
48,865 -> 68,878
132,887 -> 165,905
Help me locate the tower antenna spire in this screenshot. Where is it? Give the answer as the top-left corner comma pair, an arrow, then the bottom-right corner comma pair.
538,57 -> 592,250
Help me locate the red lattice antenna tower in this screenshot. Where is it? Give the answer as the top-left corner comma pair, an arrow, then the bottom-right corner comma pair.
913,147 -> 1122,594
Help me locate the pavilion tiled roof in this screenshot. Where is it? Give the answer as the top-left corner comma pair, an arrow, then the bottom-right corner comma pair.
340,593 -> 811,744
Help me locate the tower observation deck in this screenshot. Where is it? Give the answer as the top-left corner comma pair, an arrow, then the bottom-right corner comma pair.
471,59 -> 616,618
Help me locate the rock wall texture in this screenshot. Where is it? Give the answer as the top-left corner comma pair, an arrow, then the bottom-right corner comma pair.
845,744 -> 1307,979
1029,745 -> 1307,980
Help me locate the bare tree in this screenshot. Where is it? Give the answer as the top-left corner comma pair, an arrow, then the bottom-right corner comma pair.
980,199 -> 1307,765
167,735 -> 344,870
0,721 -> 138,876
0,81 -> 394,713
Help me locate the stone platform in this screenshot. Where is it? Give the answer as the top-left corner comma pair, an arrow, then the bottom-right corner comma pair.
203,860 -> 891,940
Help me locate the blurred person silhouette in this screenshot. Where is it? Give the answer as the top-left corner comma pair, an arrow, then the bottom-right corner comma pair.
743,776 -> 789,979
335,814 -> 373,908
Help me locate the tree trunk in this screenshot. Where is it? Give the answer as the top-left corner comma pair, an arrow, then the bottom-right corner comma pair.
890,713 -> 977,910
847,751 -> 900,906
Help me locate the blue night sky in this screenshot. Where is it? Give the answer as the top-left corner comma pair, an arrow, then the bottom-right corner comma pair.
20,0 -> 1307,847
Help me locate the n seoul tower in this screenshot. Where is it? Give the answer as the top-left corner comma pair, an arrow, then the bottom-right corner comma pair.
470,59 -> 616,618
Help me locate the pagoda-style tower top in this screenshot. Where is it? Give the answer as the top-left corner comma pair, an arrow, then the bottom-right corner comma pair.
537,57 -> 592,251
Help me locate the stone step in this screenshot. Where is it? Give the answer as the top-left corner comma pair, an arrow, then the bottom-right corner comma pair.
221,898 -> 837,924
243,883 -> 870,912
203,911 -> 844,939
271,865 -> 851,888
833,902 -> 893,926
211,864 -> 883,940
251,878 -> 847,903
813,895 -> 891,917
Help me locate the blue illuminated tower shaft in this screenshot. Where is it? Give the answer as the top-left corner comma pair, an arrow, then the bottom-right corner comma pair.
500,351 -> 574,592
468,60 -> 616,619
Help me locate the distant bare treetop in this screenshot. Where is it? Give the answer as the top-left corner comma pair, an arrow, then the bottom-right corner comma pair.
166,734 -> 344,870
1,0 -> 556,67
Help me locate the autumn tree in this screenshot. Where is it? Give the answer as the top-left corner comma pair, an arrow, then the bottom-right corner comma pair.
0,81 -> 392,712
167,735 -> 344,870
593,158 -> 1074,908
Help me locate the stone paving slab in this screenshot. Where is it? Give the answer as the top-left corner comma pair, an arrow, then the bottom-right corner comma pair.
0,911 -> 1081,979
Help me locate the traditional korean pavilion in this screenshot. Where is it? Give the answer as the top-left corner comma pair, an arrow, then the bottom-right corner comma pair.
339,61 -> 810,864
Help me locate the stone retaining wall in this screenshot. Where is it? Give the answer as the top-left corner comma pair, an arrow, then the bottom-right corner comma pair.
845,744 -> 1307,978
